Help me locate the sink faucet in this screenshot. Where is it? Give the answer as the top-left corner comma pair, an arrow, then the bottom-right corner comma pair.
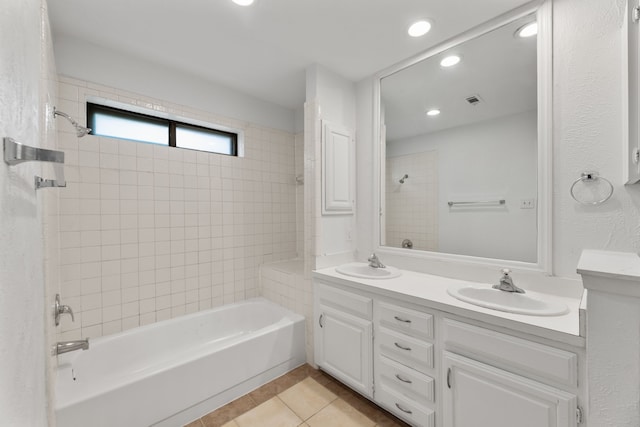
56,339 -> 89,355
368,253 -> 386,269
492,269 -> 525,293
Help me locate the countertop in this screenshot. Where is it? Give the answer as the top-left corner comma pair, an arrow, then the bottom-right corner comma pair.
313,265 -> 585,347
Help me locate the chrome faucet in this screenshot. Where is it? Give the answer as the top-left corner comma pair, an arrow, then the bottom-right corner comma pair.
56,339 -> 89,355
368,253 -> 386,269
492,269 -> 525,293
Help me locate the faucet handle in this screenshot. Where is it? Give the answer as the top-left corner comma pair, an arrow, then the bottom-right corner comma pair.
55,294 -> 75,326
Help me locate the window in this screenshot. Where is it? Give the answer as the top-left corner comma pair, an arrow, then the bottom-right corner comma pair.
87,103 -> 238,156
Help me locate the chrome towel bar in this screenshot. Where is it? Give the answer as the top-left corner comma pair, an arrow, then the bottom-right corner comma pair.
448,199 -> 505,207
4,137 -> 64,165
4,137 -> 66,189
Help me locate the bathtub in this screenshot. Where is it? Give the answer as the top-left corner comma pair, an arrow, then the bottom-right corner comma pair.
55,298 -> 306,427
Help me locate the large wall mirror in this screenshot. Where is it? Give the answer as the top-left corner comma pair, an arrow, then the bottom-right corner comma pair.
376,2 -> 551,271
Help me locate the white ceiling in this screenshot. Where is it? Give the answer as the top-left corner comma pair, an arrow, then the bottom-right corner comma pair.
48,0 -> 532,110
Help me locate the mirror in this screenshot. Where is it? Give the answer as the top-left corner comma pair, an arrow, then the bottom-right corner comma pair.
377,5 -> 551,269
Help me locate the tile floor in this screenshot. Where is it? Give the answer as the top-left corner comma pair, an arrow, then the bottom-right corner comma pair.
184,364 -> 410,427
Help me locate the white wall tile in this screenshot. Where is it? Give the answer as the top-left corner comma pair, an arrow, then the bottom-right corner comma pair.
56,77 -> 297,338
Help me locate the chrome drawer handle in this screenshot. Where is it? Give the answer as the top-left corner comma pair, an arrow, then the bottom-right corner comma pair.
394,316 -> 412,323
395,403 -> 413,414
394,342 -> 412,351
395,374 -> 413,384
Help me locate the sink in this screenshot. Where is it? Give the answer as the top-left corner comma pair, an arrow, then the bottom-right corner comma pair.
447,285 -> 569,316
335,262 -> 401,279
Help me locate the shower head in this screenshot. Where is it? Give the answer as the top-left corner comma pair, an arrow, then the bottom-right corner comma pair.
54,107 -> 92,138
399,174 -> 409,184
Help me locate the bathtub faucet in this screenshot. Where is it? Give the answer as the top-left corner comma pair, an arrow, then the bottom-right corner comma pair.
56,339 -> 89,355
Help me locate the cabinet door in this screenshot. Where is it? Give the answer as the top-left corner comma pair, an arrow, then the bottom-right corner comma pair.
321,121 -> 354,214
443,352 -> 577,427
316,305 -> 373,397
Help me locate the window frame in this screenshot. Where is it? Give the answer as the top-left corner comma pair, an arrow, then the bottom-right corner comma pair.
87,102 -> 238,156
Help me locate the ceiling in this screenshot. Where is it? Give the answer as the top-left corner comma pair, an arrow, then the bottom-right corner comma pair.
382,14 -> 538,141
48,0 -> 532,110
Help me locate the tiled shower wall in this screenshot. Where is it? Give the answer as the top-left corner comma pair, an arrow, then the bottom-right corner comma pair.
385,151 -> 438,251
57,76 -> 297,340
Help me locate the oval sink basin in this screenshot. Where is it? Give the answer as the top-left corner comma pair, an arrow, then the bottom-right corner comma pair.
447,285 -> 569,316
335,263 -> 401,279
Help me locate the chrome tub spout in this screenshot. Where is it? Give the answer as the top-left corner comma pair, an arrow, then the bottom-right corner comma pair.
56,339 -> 89,355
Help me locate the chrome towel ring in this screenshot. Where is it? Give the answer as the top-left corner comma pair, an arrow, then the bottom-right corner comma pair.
570,171 -> 614,205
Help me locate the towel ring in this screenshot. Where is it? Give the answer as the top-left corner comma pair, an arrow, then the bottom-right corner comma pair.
570,171 -> 614,205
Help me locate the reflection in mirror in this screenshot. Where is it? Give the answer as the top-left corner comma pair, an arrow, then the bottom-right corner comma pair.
380,13 -> 538,263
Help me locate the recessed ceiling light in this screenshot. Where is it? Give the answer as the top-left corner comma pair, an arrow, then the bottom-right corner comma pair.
408,20 -> 431,38
232,0 -> 254,6
426,109 -> 441,116
440,55 -> 461,68
516,22 -> 538,38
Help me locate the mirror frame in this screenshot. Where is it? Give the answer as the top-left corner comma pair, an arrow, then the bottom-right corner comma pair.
625,0 -> 640,184
372,0 -> 553,274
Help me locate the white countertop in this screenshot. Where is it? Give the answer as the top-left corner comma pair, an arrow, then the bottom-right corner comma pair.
313,265 -> 585,347
578,250 -> 640,298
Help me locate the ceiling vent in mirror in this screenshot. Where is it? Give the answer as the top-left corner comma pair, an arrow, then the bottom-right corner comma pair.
465,94 -> 483,106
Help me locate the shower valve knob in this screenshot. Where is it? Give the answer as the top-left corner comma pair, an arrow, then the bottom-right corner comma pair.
54,294 -> 75,326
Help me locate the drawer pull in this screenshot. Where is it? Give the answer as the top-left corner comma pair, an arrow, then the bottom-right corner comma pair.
394,342 -> 412,351
395,374 -> 413,384
447,367 -> 452,389
395,403 -> 413,414
394,316 -> 412,323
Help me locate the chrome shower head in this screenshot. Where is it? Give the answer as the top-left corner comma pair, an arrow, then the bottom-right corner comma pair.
54,107 -> 92,138
399,174 -> 409,184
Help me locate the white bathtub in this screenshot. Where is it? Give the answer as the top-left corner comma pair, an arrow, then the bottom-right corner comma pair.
56,298 -> 306,427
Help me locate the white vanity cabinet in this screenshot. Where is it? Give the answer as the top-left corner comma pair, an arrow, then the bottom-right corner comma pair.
313,277 -> 585,427
374,300 -> 436,427
314,282 -> 374,397
442,319 -> 579,427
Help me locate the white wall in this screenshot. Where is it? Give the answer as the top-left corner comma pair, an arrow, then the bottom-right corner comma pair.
54,35 -> 296,133
56,77 -> 297,340
387,111 -> 537,263
552,0 -> 640,277
306,65 -> 357,267
0,0 -> 57,424
356,0 -> 640,285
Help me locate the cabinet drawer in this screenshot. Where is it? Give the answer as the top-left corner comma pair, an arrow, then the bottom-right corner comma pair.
316,282 -> 372,319
443,319 -> 578,387
378,327 -> 433,374
378,301 -> 434,340
377,355 -> 434,403
376,383 -> 435,427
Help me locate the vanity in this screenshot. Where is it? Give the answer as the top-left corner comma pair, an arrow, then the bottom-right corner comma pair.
311,0 -> 589,425
312,266 -> 585,427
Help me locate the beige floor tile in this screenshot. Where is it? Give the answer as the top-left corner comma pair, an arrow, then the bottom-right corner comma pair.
221,421 -> 240,427
279,377 -> 337,420
306,399 -> 376,427
183,419 -> 204,427
201,395 -> 257,427
235,397 -> 303,427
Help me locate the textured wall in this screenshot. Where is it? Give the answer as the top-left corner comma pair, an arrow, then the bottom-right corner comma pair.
552,0 -> 640,277
0,0 -> 56,424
